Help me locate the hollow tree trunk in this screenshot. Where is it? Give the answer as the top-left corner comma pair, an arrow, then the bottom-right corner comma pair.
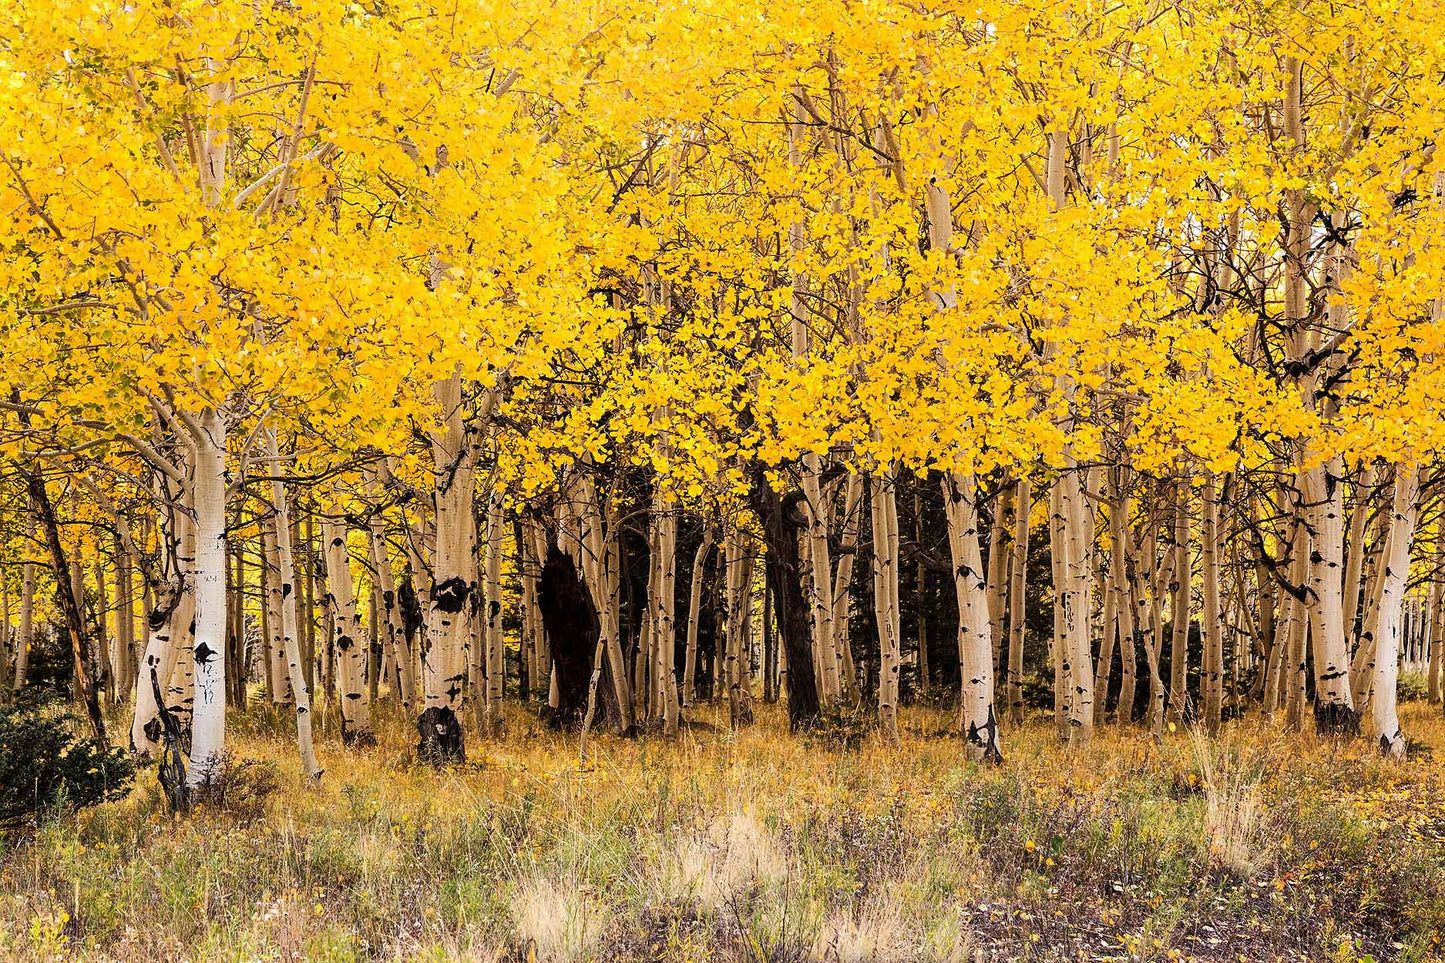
749,468 -> 819,729
539,543 -> 598,728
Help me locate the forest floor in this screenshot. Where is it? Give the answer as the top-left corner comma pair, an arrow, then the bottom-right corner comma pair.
3,695 -> 1445,963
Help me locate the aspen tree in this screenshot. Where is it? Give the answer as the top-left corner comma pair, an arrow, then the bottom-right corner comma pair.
262,429 -> 322,778
482,491 -> 505,731
1007,479 -> 1031,726
12,514 -> 34,693
684,526 -> 715,706
323,516 -> 374,746
418,375 -> 475,761
1201,474 -> 1225,733
1367,464 -> 1421,757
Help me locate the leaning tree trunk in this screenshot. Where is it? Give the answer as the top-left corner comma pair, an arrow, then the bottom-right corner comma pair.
323,515 -> 374,745
941,472 -> 1001,762
1367,463 -> 1420,758
12,512 -> 34,692
29,469 -> 106,745
683,525 -> 714,706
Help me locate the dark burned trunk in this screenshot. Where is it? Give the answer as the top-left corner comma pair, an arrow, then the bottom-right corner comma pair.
749,468 -> 819,729
28,469 -> 107,746
1313,700 -> 1360,736
539,545 -> 599,728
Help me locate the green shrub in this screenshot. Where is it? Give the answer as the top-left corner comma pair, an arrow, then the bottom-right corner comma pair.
1398,671 -> 1429,703
0,701 -> 136,833
805,701 -> 876,751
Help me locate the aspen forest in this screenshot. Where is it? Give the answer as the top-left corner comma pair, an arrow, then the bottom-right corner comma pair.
4,0 -> 1445,960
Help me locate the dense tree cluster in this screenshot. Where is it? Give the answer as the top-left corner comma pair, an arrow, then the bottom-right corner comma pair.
1,0 -> 1444,786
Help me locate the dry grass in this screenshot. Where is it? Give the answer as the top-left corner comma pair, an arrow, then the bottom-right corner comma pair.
1191,729 -> 1266,876
2,699 -> 1444,962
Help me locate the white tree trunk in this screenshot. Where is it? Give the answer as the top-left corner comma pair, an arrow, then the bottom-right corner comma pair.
1007,477 -> 1031,726
266,431 -> 322,778
483,489 -> 505,736
420,374 -> 474,761
186,409 -> 228,791
1201,473 -> 1225,733
683,526 -> 714,706
942,472 -> 1001,761
323,515 -> 373,745
1303,456 -> 1356,732
871,471 -> 902,743
1368,464 -> 1420,758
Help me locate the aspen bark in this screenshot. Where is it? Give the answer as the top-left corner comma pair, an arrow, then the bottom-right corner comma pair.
831,474 -> 864,697
985,492 -> 1009,693
264,428 -> 322,778
185,408 -> 228,789
871,472 -> 903,744
683,526 -> 714,706
942,472 -> 1001,761
1282,518 -> 1311,728
1428,542 -> 1442,705
1007,477 -> 1030,726
724,526 -> 754,727
365,490 -> 412,711
1343,464 -> 1378,643
419,374 -> 474,762
482,489 -> 505,736
1200,474 -> 1225,733
323,516 -> 374,745
1167,481 -> 1191,725
1304,456 -> 1357,732
1367,464 -> 1420,757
